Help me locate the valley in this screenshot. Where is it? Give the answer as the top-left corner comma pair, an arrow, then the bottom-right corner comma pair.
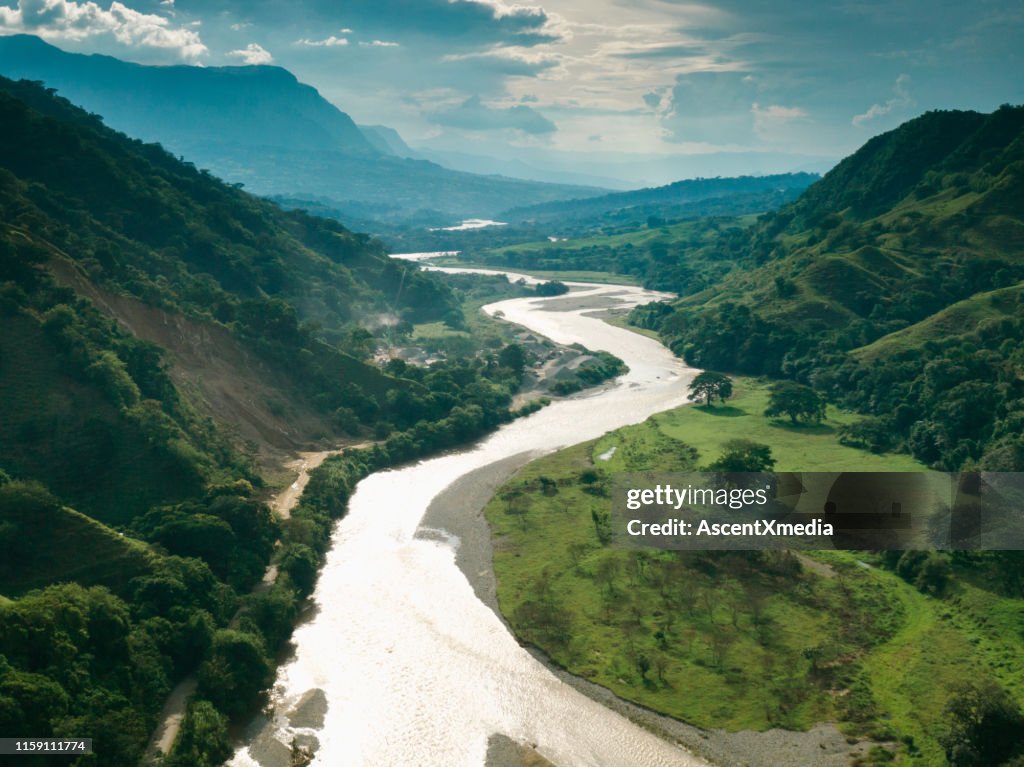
0,22 -> 1022,767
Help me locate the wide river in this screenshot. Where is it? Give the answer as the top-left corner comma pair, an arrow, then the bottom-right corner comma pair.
231,266 -> 706,767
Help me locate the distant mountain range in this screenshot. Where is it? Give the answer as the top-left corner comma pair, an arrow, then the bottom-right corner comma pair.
504,173 -> 820,227
0,35 -> 605,223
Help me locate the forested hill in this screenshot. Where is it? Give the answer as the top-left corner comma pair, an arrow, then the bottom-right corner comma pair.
632,105 -> 1024,471
502,172 -> 819,227
0,76 -> 533,764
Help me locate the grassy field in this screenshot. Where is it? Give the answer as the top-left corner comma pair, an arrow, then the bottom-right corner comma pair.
595,378 -> 925,473
408,275 -> 532,346
485,221 -> 702,256
485,379 -> 1024,765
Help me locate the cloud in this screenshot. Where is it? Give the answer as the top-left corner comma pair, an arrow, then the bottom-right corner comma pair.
430,94 -> 556,134
752,102 -> 807,140
660,70 -> 758,143
360,39 -> 398,47
852,74 -> 912,126
168,0 -> 558,49
227,41 -> 272,64
442,45 -> 560,76
296,34 -> 348,47
0,0 -> 207,59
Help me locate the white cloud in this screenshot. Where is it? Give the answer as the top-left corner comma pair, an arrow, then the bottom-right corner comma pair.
296,34 -> 348,47
229,21 -> 250,31
0,0 -> 206,60
752,102 -> 808,140
852,74 -> 912,126
442,45 -> 562,76
360,39 -> 399,47
459,0 -> 545,22
227,42 -> 272,64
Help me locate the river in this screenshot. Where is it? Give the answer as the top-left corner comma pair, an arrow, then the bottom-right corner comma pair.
230,268 -> 706,767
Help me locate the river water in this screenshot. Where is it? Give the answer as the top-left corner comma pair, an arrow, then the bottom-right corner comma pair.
231,268 -> 705,767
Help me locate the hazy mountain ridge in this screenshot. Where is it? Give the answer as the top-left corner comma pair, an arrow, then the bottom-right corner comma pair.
0,35 -> 607,223
358,123 -> 419,158
503,172 -> 819,224
0,33 -> 376,155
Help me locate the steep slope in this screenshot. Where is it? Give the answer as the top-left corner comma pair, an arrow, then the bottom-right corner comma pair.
0,35 -> 605,222
0,73 -> 449,522
0,76 -> 540,765
633,105 -> 1024,470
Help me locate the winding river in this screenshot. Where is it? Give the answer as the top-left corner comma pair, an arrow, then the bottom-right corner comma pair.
231,266 -> 706,767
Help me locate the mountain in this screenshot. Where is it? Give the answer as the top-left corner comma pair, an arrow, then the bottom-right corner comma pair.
0,33 -> 376,155
0,35 -> 606,223
502,172 -> 820,226
631,105 -> 1024,471
413,143 -> 836,189
0,75 -> 545,765
358,124 -> 419,158
0,73 -> 468,522
414,146 -> 634,190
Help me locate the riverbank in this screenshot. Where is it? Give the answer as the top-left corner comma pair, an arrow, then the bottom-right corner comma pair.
228,278 -> 714,767
426,447 -> 871,767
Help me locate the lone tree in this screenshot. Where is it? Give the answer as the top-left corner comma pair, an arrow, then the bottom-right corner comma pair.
765,381 -> 825,424
535,280 -> 569,296
688,371 -> 733,407
705,439 -> 776,472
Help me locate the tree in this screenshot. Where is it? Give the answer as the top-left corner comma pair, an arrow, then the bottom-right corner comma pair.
535,280 -> 569,297
765,381 -> 825,424
940,681 -> 1024,766
705,439 -> 776,472
498,343 -> 527,377
166,700 -> 232,767
197,630 -> 272,716
687,371 -> 733,407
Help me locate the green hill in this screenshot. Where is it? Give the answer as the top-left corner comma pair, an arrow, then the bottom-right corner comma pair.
632,105 -> 1024,471
0,74 -> 467,521
0,76 -> 537,765
502,172 -> 818,228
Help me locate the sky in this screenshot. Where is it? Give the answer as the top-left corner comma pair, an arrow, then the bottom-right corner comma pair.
2,0 -> 1022,184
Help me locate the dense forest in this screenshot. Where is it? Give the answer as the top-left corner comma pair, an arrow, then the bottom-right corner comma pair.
624,105 -> 1024,472
502,173 -> 817,228
0,76 -> 542,765
461,217 -> 755,293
